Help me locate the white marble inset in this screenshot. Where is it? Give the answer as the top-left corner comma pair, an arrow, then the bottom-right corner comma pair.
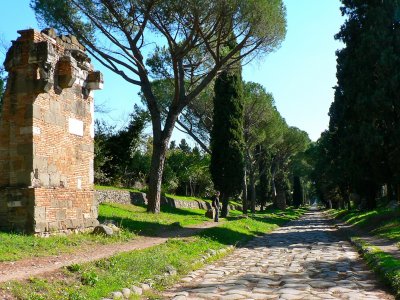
68,118 -> 84,136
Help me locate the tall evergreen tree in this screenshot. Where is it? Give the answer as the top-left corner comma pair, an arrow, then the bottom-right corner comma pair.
292,176 -> 303,208
327,0 -> 400,209
210,68 -> 244,217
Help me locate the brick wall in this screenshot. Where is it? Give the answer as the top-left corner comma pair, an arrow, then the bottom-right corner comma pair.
0,28 -> 103,234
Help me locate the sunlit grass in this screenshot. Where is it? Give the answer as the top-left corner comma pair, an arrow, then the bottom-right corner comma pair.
329,207 -> 400,242
95,185 -> 142,193
353,239 -> 400,298
2,207 -> 306,300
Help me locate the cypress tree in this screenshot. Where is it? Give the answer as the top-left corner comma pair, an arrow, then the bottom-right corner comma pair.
210,68 -> 245,217
292,176 -> 303,208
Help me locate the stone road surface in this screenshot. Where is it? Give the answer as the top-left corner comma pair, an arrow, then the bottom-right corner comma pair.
163,210 -> 394,300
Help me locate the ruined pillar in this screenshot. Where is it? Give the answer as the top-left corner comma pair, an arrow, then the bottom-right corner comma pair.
0,28 -> 103,234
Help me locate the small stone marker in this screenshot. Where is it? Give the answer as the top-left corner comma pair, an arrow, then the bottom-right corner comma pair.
93,224 -> 113,236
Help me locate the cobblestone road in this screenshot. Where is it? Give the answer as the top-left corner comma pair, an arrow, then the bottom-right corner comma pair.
163,210 -> 394,300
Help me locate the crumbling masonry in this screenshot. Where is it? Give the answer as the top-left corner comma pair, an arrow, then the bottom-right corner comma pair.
0,28 -> 103,234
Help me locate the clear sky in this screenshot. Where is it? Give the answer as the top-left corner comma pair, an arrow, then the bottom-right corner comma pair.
0,0 -> 344,142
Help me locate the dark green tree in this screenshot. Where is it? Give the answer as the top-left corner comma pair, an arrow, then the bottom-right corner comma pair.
325,0 -> 400,209
94,105 -> 151,186
292,176 -> 303,208
210,68 -> 244,217
178,139 -> 191,153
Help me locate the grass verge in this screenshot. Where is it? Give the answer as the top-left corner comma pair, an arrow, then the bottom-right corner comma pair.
95,185 -> 142,193
351,238 -> 400,298
0,203 -> 210,262
327,207 -> 400,243
1,207 -> 306,300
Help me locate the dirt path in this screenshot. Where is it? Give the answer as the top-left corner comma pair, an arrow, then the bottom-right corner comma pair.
0,220 -> 219,283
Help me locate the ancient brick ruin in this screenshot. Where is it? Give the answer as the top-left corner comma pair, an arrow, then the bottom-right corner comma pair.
0,28 -> 103,234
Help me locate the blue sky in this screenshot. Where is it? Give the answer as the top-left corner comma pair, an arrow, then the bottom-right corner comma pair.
0,0 -> 344,142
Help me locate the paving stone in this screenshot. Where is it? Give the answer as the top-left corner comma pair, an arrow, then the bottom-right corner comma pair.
188,287 -> 219,294
279,288 -> 305,295
309,280 -> 337,289
282,283 -> 311,290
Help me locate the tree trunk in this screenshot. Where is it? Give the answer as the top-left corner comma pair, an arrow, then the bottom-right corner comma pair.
364,181 -> 377,210
249,171 -> 256,214
397,184 -> 400,205
276,189 -> 286,210
147,136 -> 169,213
221,193 -> 229,217
242,166 -> 248,214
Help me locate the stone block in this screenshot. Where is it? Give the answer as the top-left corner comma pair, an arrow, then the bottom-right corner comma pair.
86,71 -> 103,90
65,219 -> 74,229
34,221 -> 48,233
72,100 -> 86,117
34,206 -> 46,220
15,171 -> 31,186
71,218 -> 83,228
56,209 -> 66,221
17,144 -> 32,156
84,218 -> 99,228
41,28 -> 57,39
80,143 -> 94,153
32,104 -> 41,119
34,156 -> 49,171
205,209 -> 215,219
49,172 -> 61,187
7,200 -> 23,208
69,117 -> 84,136
38,173 -> 50,186
48,221 -> 59,232
49,100 -> 61,113
58,57 -> 77,88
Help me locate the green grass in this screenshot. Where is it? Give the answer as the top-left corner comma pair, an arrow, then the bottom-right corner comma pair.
352,239 -> 400,298
0,227 -> 135,262
95,185 -> 142,193
0,203 -> 211,262
1,207 -> 306,300
328,207 -> 400,242
99,203 -> 211,236
164,193 -> 208,202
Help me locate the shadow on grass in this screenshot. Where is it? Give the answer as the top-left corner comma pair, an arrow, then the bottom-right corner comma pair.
98,215 -> 185,237
197,226 -> 255,246
98,203 -> 208,237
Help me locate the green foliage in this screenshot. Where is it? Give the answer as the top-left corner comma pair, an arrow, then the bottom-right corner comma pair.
81,271 -> 99,286
330,207 -> 400,243
67,264 -> 82,273
94,105 -> 151,187
352,240 -> 400,298
0,202 -> 212,263
210,68 -> 245,215
164,145 -> 212,197
98,202 -> 211,235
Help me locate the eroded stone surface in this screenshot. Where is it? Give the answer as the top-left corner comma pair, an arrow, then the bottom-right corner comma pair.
165,210 -> 394,300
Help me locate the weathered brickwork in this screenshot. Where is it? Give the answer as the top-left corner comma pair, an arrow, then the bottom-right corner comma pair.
0,28 -> 103,234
